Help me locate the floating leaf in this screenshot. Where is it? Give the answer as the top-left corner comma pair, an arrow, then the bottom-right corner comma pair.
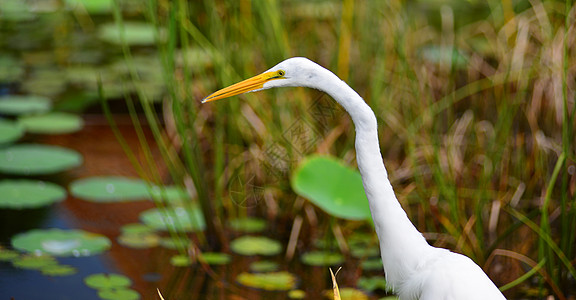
229,217 -> 267,233
360,258 -> 383,271
357,276 -> 388,292
250,260 -> 279,272
117,233 -> 159,249
0,119 -> 24,144
323,287 -> 368,300
70,176 -> 150,202
41,264 -> 77,277
0,55 -> 25,83
11,228 -> 111,257
0,248 -> 19,261
0,180 -> 66,209
301,251 -> 344,267
12,254 -> 57,269
148,185 -> 189,204
170,255 -> 192,267
288,289 -> 306,299
84,273 -> 132,290
0,95 -> 51,116
0,144 -> 83,175
98,22 -> 163,46
18,112 -> 84,134
236,271 -> 297,291
159,236 -> 190,250
64,0 -> 113,14
140,207 -> 206,232
230,236 -> 282,256
291,156 -> 371,220
199,252 -> 231,265
350,246 -> 380,259
98,288 -> 140,300
120,223 -> 155,235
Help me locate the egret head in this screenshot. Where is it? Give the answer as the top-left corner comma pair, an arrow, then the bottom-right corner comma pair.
202,57 -> 322,103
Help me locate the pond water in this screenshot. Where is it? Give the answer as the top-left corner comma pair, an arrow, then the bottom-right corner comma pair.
0,118 -> 387,299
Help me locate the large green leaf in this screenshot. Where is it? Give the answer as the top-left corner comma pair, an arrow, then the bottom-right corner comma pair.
291,155 -> 371,220
0,144 -> 83,175
11,228 -> 111,257
0,179 -> 66,209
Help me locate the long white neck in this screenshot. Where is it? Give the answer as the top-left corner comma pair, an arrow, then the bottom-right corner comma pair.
312,68 -> 432,289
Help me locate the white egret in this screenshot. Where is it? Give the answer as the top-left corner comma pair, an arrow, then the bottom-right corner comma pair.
203,57 -> 506,300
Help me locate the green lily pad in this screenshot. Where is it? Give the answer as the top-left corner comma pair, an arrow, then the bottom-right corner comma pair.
323,288 -> 368,300
230,236 -> 282,256
291,155 -> 371,220
0,95 -> 51,116
357,276 -> 388,292
18,112 -> 84,134
98,22 -> 163,46
98,288 -> 140,300
158,236 -> 190,250
11,228 -> 111,257
236,271 -> 297,291
140,207 -> 206,232
229,217 -> 267,233
0,180 -> 66,209
12,254 -> 58,269
70,176 -> 150,202
41,264 -> 78,277
65,0 -> 113,14
360,258 -> 383,271
84,273 -> 132,290
300,251 -> 344,266
170,254 -> 192,267
148,185 -> 189,204
199,252 -> 231,265
0,118 -> 24,144
350,246 -> 380,258
0,55 -> 25,83
288,289 -> 306,299
250,260 -> 279,272
0,144 -> 83,175
0,248 -> 20,261
117,233 -> 159,249
120,223 -> 155,235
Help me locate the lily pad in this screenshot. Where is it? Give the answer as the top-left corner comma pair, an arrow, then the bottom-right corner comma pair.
140,207 -> 206,232
18,112 -> 84,134
158,236 -> 190,250
360,258 -> 383,271
0,180 -> 66,209
0,144 -> 83,175
0,95 -> 51,116
12,254 -> 58,269
250,260 -> 279,272
148,185 -> 189,204
117,233 -> 159,249
41,264 -> 78,277
199,252 -> 231,265
300,251 -> 344,266
65,0 -> 113,14
98,22 -> 163,46
236,271 -> 297,291
0,118 -> 24,144
229,217 -> 267,233
323,287 -> 368,300
11,228 -> 111,257
170,254 -> 192,267
288,289 -> 306,299
291,156 -> 371,220
0,55 -> 25,83
98,288 -> 140,300
230,236 -> 282,256
0,248 -> 19,261
120,223 -> 155,235
357,276 -> 388,292
84,273 -> 132,290
70,176 -> 150,202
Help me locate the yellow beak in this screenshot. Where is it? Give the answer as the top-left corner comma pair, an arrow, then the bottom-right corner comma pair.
202,71 -> 284,103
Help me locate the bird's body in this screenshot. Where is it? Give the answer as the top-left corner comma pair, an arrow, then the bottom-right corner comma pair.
203,57 -> 506,300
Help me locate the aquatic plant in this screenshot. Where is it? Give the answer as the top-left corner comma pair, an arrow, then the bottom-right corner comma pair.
11,228 -> 111,257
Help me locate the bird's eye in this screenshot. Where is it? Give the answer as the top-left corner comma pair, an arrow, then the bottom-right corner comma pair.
277,70 -> 285,77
